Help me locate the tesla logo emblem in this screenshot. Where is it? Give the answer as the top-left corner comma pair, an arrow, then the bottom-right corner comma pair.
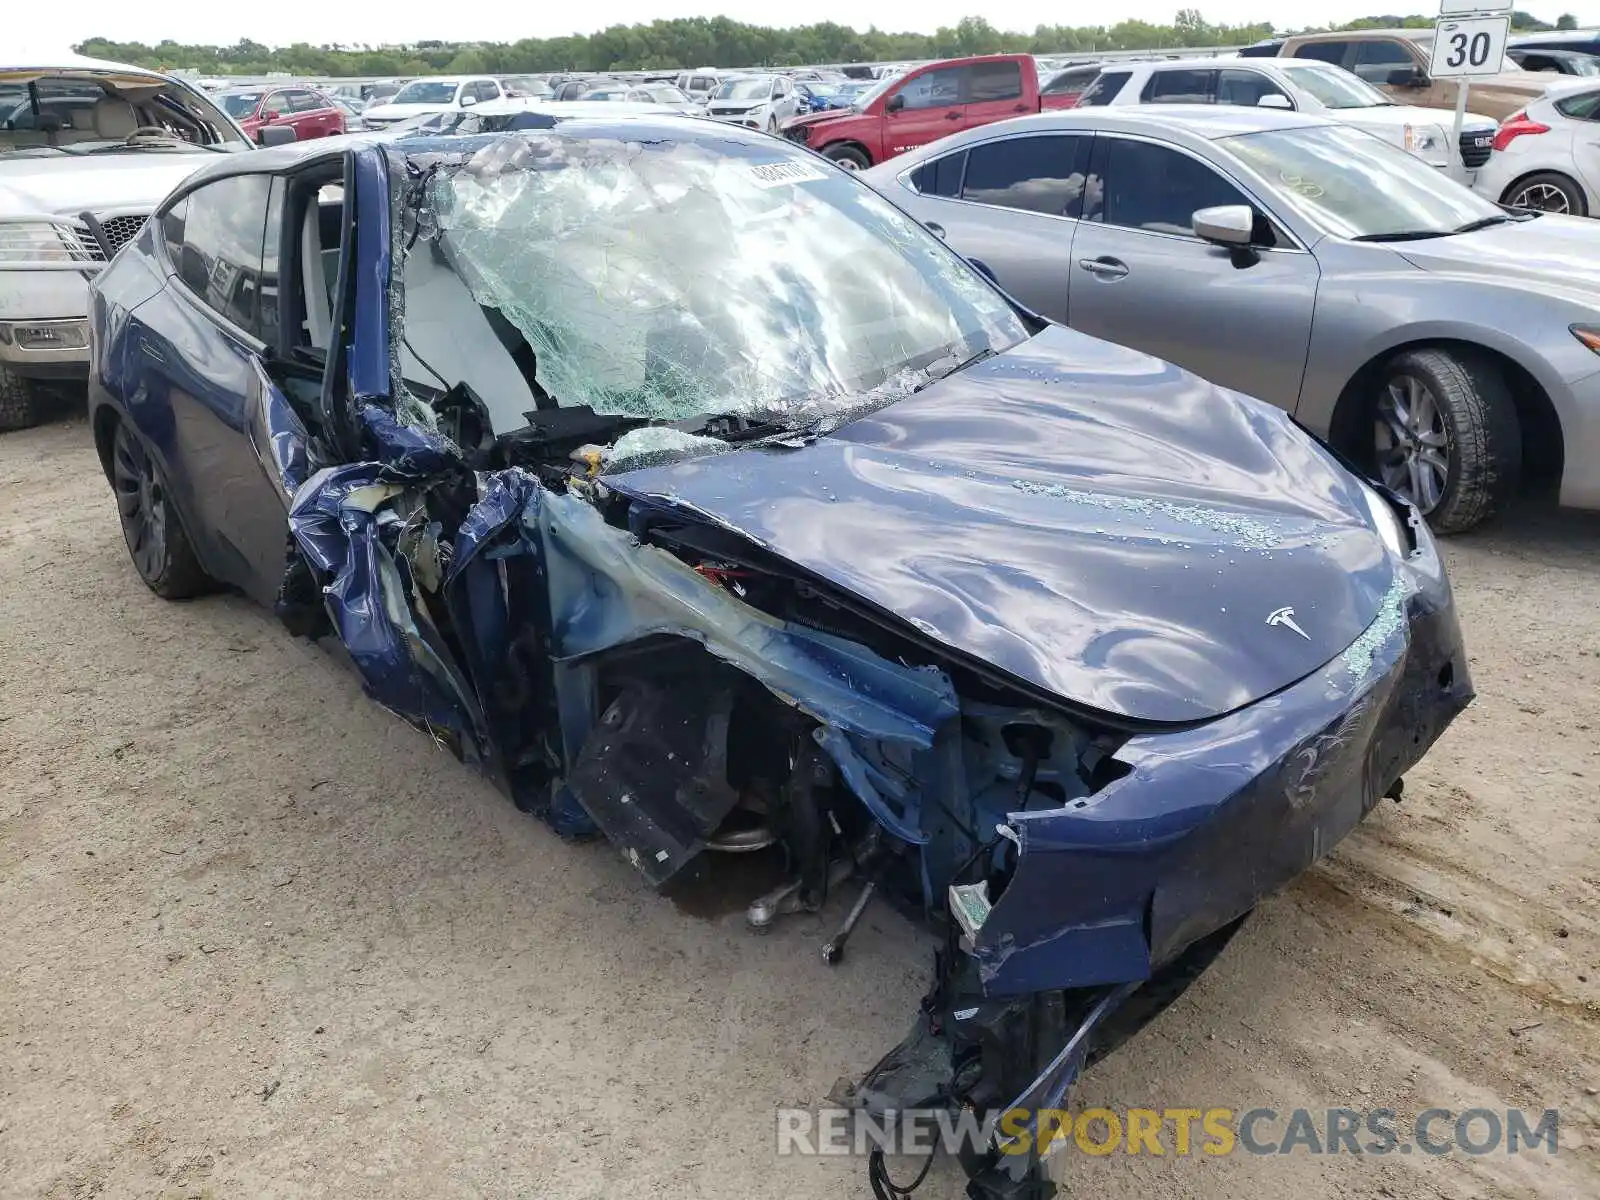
1266,606 -> 1310,640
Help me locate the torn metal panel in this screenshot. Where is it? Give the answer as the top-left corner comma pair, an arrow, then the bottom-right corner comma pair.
537,489 -> 959,748
285,439 -> 488,756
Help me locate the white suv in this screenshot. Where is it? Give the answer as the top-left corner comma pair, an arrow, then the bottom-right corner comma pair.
1,57 -> 255,430
360,77 -> 506,130
1083,57 -> 1497,176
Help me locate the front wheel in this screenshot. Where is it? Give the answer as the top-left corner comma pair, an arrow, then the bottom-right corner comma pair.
0,365 -> 44,432
109,419 -> 212,598
823,144 -> 870,171
1502,171 -> 1587,216
1374,348 -> 1520,534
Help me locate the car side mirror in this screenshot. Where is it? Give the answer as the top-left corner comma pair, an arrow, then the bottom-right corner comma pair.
1387,66 -> 1428,87
461,93 -> 478,106
1193,204 -> 1255,246
261,110 -> 281,123
1256,93 -> 1293,110
887,93 -> 906,113
258,125 -> 297,147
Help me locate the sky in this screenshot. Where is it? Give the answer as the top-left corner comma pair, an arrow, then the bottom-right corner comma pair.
14,2 -> 1592,60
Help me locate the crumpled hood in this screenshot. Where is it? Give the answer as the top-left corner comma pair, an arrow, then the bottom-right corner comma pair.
0,153 -> 211,218
605,326 -> 1398,725
1395,213 -> 1600,289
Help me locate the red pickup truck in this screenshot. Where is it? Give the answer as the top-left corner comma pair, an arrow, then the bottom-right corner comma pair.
781,54 -> 1073,170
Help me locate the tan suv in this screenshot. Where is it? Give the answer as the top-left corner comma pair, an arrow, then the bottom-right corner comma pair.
1273,29 -> 1550,120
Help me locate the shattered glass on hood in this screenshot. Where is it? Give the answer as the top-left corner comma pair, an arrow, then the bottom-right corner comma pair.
386,130 -> 1024,439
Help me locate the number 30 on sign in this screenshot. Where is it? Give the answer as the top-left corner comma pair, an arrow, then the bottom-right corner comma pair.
1429,15 -> 1511,78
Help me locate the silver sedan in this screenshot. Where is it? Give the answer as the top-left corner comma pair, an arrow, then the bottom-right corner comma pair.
863,106 -> 1600,532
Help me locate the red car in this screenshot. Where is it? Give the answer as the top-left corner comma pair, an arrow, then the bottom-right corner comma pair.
217,86 -> 346,144
781,54 -> 1082,171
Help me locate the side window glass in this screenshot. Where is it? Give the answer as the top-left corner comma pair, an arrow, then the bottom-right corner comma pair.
1556,90 -> 1600,119
1215,70 -> 1290,106
1043,69 -> 1095,97
960,135 -> 1088,218
1142,70 -> 1215,103
1100,139 -> 1249,237
174,175 -> 273,338
912,151 -> 966,197
159,196 -> 188,258
1076,70 -> 1129,106
968,61 -> 1023,102
897,67 -> 966,110
1291,41 -> 1352,66
476,81 -> 499,101
1352,40 -> 1415,83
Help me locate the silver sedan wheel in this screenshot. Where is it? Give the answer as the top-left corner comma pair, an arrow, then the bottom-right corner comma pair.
1376,374 -> 1451,513
1508,181 -> 1571,213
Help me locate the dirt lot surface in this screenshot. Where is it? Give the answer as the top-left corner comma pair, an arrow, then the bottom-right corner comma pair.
2,414 -> 1598,1200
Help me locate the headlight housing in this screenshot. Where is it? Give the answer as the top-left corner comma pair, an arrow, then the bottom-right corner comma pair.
0,221 -> 98,268
1361,481 -> 1413,559
1402,123 -> 1450,167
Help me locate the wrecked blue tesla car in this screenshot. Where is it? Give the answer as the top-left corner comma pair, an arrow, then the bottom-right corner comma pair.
87,118 -> 1472,1197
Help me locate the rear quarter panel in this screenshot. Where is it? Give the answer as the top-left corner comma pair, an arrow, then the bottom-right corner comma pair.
88,222 -> 173,435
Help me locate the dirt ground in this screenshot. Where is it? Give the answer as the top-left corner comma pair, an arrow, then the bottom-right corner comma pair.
1,413 -> 1597,1200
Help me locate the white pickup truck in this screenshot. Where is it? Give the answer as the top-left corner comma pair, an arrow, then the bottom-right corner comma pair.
0,56 -> 269,430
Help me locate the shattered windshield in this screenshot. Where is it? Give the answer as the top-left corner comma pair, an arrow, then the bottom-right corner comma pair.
389,130 -> 1025,439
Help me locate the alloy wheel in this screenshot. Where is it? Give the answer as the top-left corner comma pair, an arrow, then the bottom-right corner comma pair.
1375,374 -> 1451,513
111,424 -> 168,581
1509,181 -> 1571,213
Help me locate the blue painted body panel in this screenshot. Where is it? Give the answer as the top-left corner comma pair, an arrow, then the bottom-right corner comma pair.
84,127 -> 1472,1035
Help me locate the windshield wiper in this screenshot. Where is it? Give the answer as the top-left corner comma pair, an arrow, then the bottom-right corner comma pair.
914,346 -> 996,392
1350,229 -> 1452,243
1453,213 -> 1526,233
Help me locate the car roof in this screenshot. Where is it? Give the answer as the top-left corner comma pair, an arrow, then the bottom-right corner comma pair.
0,55 -> 173,85
972,105 -> 1337,141
1291,27 -> 1430,42
177,111 -> 753,189
1117,56 -> 1339,74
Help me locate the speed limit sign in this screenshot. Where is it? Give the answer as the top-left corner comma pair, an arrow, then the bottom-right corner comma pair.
1430,14 -> 1511,77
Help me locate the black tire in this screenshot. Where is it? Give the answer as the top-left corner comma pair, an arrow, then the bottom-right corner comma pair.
823,143 -> 870,171
0,365 -> 44,432
108,418 -> 212,599
1501,170 -> 1587,216
1374,348 -> 1520,535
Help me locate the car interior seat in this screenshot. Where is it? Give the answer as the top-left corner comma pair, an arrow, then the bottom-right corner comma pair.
92,96 -> 140,140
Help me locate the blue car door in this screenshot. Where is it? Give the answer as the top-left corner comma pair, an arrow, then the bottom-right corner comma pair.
125,172 -> 304,606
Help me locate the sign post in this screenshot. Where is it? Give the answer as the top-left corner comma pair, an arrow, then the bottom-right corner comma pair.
1432,4 -> 1512,182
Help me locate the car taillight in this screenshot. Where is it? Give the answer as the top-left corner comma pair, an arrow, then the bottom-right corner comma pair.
1492,111 -> 1550,152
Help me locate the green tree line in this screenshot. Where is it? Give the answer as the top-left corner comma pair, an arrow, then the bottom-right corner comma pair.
73,10 -> 1575,77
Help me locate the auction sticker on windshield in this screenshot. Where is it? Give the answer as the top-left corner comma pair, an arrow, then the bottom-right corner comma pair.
747,159 -> 831,188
